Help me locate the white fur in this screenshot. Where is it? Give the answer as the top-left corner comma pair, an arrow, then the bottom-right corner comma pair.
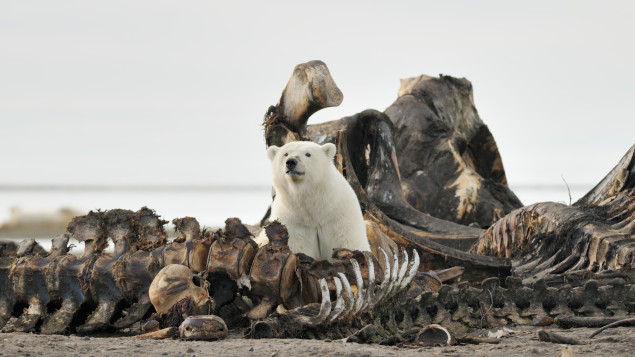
257,141 -> 370,259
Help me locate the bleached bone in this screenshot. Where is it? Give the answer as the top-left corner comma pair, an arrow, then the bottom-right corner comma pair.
397,249 -> 409,289
265,60 -> 343,146
362,252 -> 376,310
323,250 -> 421,326
326,277 -> 344,321
335,272 -> 355,321
386,249 -> 399,296
372,247 -> 392,304
350,258 -> 365,313
306,278 -> 332,326
402,250 -> 420,290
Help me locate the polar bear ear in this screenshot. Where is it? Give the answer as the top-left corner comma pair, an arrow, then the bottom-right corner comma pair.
267,146 -> 280,161
321,143 -> 336,160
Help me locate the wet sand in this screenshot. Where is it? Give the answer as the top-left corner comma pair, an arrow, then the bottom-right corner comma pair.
0,326 -> 633,357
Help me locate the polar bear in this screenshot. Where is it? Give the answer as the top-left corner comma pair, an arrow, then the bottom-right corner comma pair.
257,141 -> 370,259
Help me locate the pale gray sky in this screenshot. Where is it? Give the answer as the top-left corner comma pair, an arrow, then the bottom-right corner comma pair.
1,1 -> 633,189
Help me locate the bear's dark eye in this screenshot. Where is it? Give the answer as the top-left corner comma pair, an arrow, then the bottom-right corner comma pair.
305,152 -> 311,157
284,153 -> 288,157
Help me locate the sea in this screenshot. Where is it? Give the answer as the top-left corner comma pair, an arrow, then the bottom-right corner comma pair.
0,184 -> 591,254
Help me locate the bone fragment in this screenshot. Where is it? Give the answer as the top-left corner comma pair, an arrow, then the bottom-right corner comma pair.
589,317 -> 635,338
179,315 -> 228,340
538,330 -> 585,345
133,327 -> 177,339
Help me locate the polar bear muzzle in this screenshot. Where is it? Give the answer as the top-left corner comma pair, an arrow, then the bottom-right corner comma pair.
285,157 -> 305,180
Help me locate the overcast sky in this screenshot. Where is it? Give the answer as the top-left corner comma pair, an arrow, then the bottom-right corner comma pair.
1,1 -> 633,189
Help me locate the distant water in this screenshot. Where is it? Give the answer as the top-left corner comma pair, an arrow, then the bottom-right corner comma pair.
0,185 -> 273,253
0,183 -> 592,254
0,185 -> 273,227
510,184 -> 591,207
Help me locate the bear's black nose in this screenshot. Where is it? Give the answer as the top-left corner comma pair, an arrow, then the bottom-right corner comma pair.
286,158 -> 297,169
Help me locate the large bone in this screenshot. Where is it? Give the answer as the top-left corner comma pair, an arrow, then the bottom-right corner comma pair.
207,218 -> 257,281
0,241 -> 19,258
264,60 -> 343,147
133,207 -> 169,250
149,264 -> 212,315
576,143 -> 635,206
67,210 -> 106,257
247,221 -> 300,319
109,209 -> 174,329
0,250 -> 14,327
205,218 -> 254,310
76,210 -> 134,334
4,252 -> 52,332
40,234 -> 86,334
39,212 -> 110,334
385,75 -> 522,227
172,217 -> 210,271
471,145 -> 635,280
1,234 -> 75,333
111,209 -> 172,329
472,187 -> 635,282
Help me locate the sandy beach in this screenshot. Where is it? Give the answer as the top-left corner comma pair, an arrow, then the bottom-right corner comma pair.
0,325 -> 633,357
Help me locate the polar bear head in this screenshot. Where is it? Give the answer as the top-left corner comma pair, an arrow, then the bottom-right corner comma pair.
267,141 -> 337,186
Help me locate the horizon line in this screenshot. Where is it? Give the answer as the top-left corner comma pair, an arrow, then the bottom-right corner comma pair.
0,184 -> 272,192
0,182 -> 595,191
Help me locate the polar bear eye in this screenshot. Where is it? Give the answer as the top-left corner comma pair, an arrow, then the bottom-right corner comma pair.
305,152 -> 311,157
284,153 -> 288,157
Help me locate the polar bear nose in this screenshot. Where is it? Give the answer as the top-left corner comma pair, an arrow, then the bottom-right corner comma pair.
286,158 -> 297,169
